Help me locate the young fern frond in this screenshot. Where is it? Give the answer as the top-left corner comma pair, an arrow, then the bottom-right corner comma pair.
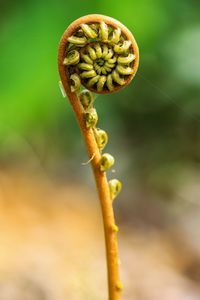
58,14 -> 139,300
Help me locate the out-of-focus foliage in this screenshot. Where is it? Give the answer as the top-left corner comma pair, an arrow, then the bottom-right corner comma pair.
0,0 -> 200,212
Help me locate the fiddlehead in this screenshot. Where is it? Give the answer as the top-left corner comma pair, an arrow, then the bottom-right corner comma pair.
63,15 -> 138,94
58,14 -> 139,300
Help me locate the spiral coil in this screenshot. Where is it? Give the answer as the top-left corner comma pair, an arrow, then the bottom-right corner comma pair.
63,17 -> 139,94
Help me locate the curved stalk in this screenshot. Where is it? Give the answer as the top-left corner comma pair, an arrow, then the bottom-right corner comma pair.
58,14 -> 139,300
58,65 -> 121,300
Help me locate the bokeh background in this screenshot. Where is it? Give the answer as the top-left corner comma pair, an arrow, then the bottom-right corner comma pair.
1,0 -> 200,299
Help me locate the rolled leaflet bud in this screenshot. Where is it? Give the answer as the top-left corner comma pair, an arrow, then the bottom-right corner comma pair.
109,179 -> 122,200
70,74 -> 81,92
100,153 -> 115,171
85,108 -> 98,128
68,36 -> 87,45
114,40 -> 132,54
63,50 -> 80,65
94,128 -> 108,150
81,24 -> 98,38
79,89 -> 94,110
117,53 -> 136,64
100,21 -> 109,42
116,65 -> 133,75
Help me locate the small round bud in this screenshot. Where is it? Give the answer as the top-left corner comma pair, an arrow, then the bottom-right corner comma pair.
85,108 -> 98,128
70,74 -> 81,92
94,128 -> 108,150
79,89 -> 94,110
63,50 -> 80,65
100,153 -> 115,171
109,179 -> 122,200
111,223 -> 119,233
116,281 -> 123,291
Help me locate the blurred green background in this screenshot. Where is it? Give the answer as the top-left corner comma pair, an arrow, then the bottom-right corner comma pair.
1,1 -> 200,299
1,0 -> 200,225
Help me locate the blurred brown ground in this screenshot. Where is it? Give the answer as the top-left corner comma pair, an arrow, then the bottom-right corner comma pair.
0,168 -> 200,300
